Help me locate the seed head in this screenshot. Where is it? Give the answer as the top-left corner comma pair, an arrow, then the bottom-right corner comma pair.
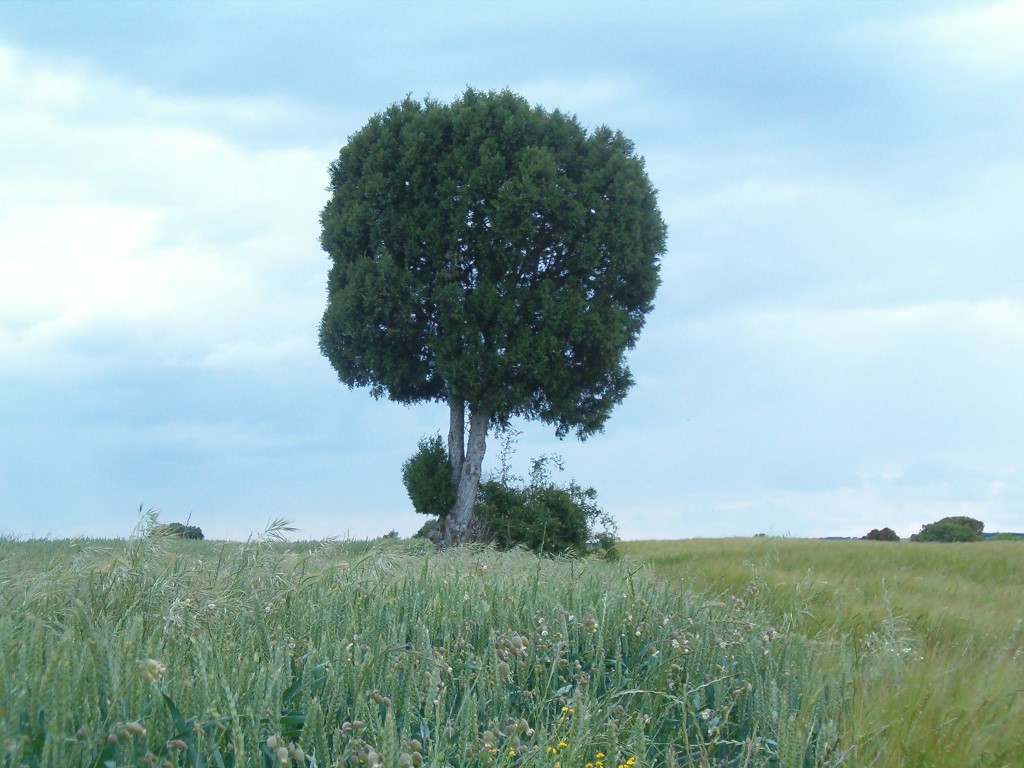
124,721 -> 147,737
138,659 -> 167,685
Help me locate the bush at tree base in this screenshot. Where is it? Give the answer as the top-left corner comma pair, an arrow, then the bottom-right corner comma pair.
863,527 -> 900,541
401,434 -> 457,518
404,439 -> 619,555
474,455 -> 618,556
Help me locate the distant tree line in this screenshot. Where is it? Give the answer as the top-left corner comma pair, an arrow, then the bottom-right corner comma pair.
862,516 -> 989,543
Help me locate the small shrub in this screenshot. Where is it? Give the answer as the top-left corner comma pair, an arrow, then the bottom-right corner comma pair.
863,527 -> 900,542
475,455 -> 618,555
476,480 -> 588,553
154,522 -> 204,540
401,434 -> 456,518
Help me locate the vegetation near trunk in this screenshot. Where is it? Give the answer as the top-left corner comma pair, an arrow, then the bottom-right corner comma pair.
319,88 -> 666,546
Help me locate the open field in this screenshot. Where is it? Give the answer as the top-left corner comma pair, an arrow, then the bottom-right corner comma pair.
1,533 -> 1020,767
622,537 -> 1024,767
1,533 -> 849,768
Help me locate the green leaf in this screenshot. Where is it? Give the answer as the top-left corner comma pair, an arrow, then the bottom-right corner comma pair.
161,691 -> 191,734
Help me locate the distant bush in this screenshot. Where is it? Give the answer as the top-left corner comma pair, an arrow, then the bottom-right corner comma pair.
475,455 -> 618,556
863,527 -> 900,542
402,434 -> 457,518
911,516 -> 984,543
154,522 -> 204,540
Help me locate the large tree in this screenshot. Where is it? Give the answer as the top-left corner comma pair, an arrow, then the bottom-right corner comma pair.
319,88 -> 666,546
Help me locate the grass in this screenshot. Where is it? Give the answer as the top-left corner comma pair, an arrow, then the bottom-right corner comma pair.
2,531 -> 1020,767
2,530 -> 852,768
621,537 -> 1024,768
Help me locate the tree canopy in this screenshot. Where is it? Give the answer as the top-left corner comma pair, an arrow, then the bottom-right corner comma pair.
319,88 -> 666,544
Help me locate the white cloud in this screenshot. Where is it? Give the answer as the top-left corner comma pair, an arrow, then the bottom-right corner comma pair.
0,46 -> 87,111
729,299 -> 1024,351
0,45 -> 333,380
921,1 -> 1024,80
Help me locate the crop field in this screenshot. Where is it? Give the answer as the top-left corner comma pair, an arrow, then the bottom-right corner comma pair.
1,531 -> 1020,768
622,538 -> 1024,767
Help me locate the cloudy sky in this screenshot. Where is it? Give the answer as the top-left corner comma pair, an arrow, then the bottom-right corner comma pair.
2,1 -> 1022,541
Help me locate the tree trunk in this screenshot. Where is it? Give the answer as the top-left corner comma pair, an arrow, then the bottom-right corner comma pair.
443,407 -> 489,547
438,400 -> 466,548
448,399 -> 464,485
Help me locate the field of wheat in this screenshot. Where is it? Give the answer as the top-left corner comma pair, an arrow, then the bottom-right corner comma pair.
2,532 -> 1020,767
622,537 -> 1024,768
